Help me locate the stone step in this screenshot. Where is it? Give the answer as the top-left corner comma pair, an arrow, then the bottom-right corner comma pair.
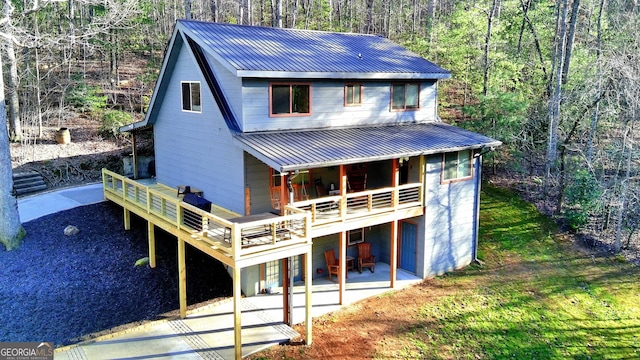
12,171 -> 47,196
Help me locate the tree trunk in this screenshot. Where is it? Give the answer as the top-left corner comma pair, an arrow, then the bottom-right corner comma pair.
0,52 -> 25,251
614,120 -> 633,252
366,0 -> 374,34
275,0 -> 282,27
586,0 -> 606,163
562,0 -> 581,84
185,0 -> 192,20
5,39 -> 22,142
545,0 -> 569,181
2,0 -> 22,142
211,0 -> 219,22
483,0 -> 499,96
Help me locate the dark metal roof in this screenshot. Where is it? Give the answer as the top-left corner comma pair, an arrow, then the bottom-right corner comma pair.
178,20 -> 450,79
233,123 -> 502,172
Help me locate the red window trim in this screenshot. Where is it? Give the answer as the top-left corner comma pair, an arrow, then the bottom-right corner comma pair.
344,83 -> 363,107
269,82 -> 312,117
390,82 -> 421,112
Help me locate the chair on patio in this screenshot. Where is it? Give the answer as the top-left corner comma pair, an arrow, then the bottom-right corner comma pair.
324,249 -> 346,281
270,188 -> 282,211
357,242 -> 376,273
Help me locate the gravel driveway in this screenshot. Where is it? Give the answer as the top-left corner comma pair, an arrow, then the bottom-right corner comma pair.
0,202 -> 231,347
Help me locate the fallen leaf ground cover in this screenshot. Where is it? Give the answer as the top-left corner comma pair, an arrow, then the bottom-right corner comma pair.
249,184 -> 640,359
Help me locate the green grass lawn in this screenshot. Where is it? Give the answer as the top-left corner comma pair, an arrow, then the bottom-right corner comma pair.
399,184 -> 640,359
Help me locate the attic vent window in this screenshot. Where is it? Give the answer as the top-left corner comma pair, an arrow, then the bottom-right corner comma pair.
181,81 -> 202,112
270,83 -> 311,117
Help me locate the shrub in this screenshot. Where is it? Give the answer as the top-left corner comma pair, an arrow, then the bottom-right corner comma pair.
563,169 -> 602,231
100,110 -> 134,138
66,84 -> 107,115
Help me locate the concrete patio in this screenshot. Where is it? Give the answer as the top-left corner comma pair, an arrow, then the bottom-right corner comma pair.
54,262 -> 421,359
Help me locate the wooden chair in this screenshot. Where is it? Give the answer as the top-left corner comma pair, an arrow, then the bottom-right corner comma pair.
324,249 -> 346,281
357,242 -> 375,273
270,188 -> 281,210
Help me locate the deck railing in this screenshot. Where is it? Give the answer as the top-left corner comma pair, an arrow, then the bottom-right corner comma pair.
293,183 -> 423,226
102,169 -> 311,258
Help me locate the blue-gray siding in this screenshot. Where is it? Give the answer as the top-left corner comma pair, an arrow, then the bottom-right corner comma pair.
241,79 -> 438,132
419,154 -> 476,278
153,42 -> 245,214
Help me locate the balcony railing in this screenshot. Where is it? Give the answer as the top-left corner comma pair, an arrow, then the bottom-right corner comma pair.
292,183 -> 423,227
102,169 -> 311,259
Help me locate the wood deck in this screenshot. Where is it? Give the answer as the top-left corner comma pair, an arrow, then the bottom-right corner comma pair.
102,169 -> 312,268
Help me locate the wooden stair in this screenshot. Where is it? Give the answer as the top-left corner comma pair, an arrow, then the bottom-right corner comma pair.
13,171 -> 47,196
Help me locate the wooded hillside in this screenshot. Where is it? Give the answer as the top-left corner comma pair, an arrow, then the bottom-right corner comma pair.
2,0 -> 638,254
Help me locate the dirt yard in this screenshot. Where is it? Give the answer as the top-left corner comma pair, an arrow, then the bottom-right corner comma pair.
10,114 -> 150,191
247,278 -> 457,359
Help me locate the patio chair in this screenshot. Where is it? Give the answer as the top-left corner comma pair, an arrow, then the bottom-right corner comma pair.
357,242 -> 375,273
270,188 -> 281,210
324,249 -> 346,281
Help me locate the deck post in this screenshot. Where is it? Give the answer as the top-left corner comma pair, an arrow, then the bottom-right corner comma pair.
178,238 -> 187,318
390,220 -> 398,288
282,257 -> 290,324
124,208 -> 131,230
148,222 -> 156,268
339,165 -> 347,218
339,231 -> 346,304
305,249 -> 313,345
233,265 -> 242,360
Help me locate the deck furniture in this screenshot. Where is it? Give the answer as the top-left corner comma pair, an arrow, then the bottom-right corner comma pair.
324,249 -> 347,281
357,242 -> 375,273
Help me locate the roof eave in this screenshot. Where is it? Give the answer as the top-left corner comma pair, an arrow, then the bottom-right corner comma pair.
235,70 -> 451,80
275,142 -> 501,172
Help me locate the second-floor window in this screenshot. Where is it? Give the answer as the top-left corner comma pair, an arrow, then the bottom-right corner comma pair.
344,83 -> 363,106
442,150 -> 473,182
181,81 -> 201,112
270,83 -> 311,116
391,83 -> 420,111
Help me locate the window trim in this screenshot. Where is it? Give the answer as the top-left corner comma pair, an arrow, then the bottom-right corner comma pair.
269,82 -> 312,117
181,81 -> 202,113
344,83 -> 363,106
390,82 -> 421,111
441,150 -> 474,183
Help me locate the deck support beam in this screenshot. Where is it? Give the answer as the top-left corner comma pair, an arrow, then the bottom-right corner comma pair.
339,231 -> 346,305
390,159 -> 399,288
178,238 -> 187,318
305,250 -> 313,345
124,208 -> 131,230
390,220 -> 398,288
282,258 -> 290,324
148,222 -> 156,268
233,265 -> 242,360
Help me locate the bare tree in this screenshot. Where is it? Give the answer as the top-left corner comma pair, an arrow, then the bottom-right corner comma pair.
0,39 -> 24,250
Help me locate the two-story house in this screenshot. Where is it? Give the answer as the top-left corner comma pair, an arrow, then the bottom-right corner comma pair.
103,20 -> 500,355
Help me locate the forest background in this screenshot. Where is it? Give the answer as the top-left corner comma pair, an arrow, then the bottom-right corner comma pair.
1,0 -> 638,255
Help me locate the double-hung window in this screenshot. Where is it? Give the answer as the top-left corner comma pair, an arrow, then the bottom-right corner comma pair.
442,150 -> 473,182
181,81 -> 201,112
344,83 -> 363,106
270,83 -> 311,116
391,83 -> 420,111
